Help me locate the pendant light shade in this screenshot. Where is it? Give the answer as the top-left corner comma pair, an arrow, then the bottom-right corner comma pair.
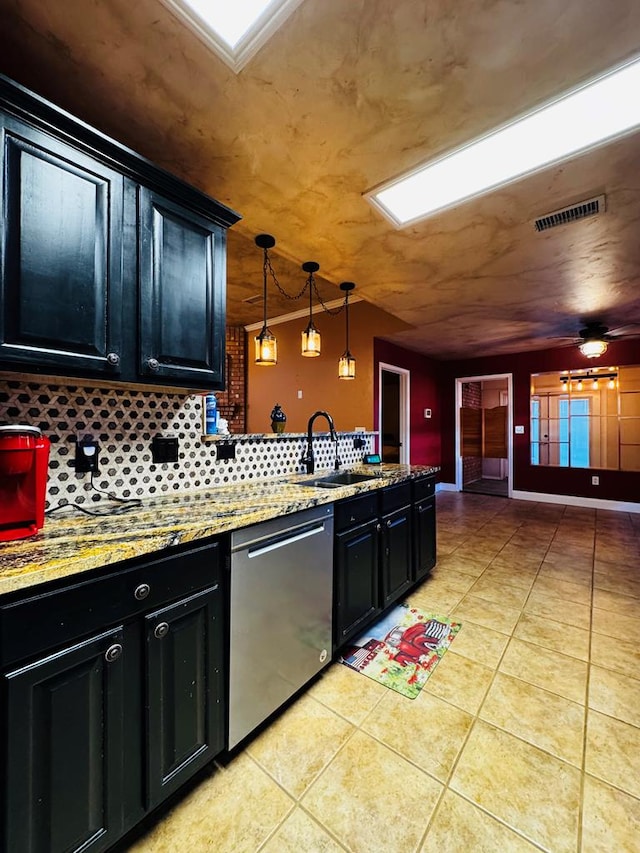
301,261 -> 321,357
338,282 -> 356,380
254,234 -> 277,366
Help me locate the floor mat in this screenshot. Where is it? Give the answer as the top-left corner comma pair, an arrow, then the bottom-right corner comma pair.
340,603 -> 461,699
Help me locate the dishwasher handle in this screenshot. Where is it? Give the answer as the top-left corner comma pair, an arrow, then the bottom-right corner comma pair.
246,522 -> 327,559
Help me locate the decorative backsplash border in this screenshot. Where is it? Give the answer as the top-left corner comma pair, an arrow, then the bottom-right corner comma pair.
0,379 -> 374,508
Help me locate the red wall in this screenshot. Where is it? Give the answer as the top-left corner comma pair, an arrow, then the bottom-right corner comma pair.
373,340 -> 441,467
439,338 -> 640,501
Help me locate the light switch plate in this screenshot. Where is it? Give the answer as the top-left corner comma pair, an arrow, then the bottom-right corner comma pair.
514,425 -> 525,434
424,408 -> 432,418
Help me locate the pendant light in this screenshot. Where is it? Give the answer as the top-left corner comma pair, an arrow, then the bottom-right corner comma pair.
338,282 -> 356,380
301,261 -> 321,357
254,234 -> 277,366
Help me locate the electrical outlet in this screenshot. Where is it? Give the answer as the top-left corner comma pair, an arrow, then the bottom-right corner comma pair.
216,442 -> 236,461
591,475 -> 599,486
75,437 -> 99,473
152,435 -> 179,463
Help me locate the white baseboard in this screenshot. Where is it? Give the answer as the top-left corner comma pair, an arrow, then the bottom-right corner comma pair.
438,482 -> 640,513
511,489 -> 640,514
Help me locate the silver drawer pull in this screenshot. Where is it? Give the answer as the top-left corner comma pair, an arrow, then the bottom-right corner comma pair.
147,357 -> 160,371
105,643 -> 123,663
154,622 -> 170,639
134,583 -> 150,601
106,351 -> 120,365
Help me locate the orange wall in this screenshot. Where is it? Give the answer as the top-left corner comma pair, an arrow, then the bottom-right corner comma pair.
247,301 -> 409,433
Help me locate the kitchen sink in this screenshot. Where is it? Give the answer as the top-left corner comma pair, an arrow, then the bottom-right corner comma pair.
298,471 -> 378,489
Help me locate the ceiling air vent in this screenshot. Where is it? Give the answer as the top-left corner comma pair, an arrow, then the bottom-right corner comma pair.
534,194 -> 606,232
242,294 -> 264,305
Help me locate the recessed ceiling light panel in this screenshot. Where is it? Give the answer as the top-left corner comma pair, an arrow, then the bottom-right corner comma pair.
367,55 -> 640,227
160,0 -> 304,72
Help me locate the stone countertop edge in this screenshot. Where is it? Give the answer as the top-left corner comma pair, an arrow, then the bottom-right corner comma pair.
0,464 -> 439,596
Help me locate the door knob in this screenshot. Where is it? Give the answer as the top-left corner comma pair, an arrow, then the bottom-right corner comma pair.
106,352 -> 120,366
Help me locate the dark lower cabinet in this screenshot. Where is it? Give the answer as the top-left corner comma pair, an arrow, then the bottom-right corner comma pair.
413,497 -> 436,580
3,627 -> 126,853
334,518 -> 380,647
380,506 -> 413,606
334,479 -> 436,652
0,540 -> 226,853
145,585 -> 224,809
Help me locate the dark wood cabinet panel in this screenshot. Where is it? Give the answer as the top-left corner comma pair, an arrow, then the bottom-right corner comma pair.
0,75 -> 240,390
334,519 -> 380,647
380,506 -> 413,607
413,497 -> 436,581
144,584 -> 224,809
3,627 -> 125,853
0,538 -> 226,853
138,188 -> 226,388
0,116 -> 124,376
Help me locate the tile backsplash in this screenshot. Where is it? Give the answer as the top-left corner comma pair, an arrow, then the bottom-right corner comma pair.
0,379 -> 374,508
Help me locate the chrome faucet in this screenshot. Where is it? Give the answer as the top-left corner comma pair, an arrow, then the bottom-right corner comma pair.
301,410 -> 340,474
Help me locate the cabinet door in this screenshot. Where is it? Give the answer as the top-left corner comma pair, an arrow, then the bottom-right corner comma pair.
413,498 -> 436,581
3,627 -> 125,853
381,506 -> 413,607
144,584 -> 224,809
138,187 -> 225,388
0,115 -> 124,375
334,519 -> 380,649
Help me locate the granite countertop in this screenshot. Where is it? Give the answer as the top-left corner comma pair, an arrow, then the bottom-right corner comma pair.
0,464 -> 438,596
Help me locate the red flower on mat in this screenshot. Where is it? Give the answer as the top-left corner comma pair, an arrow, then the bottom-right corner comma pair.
407,673 -> 418,684
380,667 -> 388,674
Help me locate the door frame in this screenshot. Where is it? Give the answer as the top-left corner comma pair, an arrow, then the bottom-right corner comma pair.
378,362 -> 411,465
455,373 -> 513,496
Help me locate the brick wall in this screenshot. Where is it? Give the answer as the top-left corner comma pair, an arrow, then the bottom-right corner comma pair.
462,381 -> 482,485
215,326 -> 246,433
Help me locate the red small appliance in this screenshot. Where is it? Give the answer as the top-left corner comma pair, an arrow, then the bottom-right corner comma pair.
0,425 -> 50,542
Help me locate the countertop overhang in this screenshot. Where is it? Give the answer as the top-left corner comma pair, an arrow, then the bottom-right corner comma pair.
0,465 -> 438,595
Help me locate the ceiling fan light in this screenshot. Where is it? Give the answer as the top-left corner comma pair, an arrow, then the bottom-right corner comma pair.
579,339 -> 608,358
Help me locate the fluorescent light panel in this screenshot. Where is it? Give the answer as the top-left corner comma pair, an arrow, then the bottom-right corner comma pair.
369,56 -> 640,227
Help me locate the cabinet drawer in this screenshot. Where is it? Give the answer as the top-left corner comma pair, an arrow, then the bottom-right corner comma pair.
335,492 -> 378,532
413,475 -> 436,502
379,483 -> 411,514
0,540 -> 223,668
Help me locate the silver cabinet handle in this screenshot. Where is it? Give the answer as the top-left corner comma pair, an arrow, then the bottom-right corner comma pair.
105,643 -> 122,663
106,352 -> 120,365
376,523 -> 382,533
147,357 -> 160,371
386,519 -> 392,527
154,622 -> 169,639
134,583 -> 150,601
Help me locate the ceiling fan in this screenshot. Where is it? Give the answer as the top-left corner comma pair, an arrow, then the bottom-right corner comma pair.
570,321 -> 640,358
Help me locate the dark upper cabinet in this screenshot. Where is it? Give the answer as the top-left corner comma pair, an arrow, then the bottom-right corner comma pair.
0,116 -> 124,376
139,189 -> 226,388
3,627 -> 126,853
0,75 -> 240,390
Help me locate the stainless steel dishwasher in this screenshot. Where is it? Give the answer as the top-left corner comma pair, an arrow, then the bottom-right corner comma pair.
229,504 -> 334,749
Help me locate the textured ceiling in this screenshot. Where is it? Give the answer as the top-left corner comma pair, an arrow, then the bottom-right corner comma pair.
2,0 -> 640,359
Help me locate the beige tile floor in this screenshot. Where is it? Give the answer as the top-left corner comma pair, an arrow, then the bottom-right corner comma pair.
128,492 -> 640,852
